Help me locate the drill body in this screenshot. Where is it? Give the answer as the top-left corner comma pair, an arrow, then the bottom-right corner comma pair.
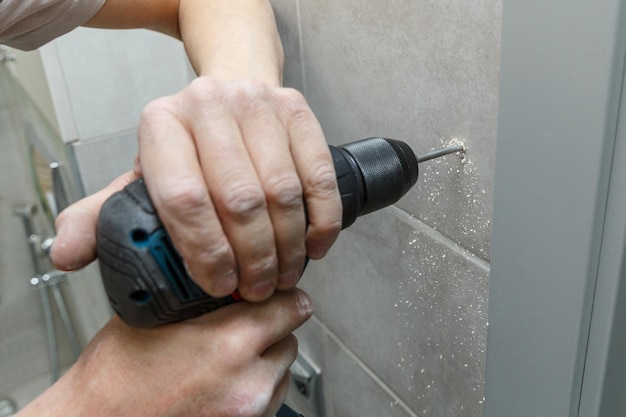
96,137 -> 418,328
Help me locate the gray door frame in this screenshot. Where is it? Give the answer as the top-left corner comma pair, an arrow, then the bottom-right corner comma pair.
484,0 -> 626,416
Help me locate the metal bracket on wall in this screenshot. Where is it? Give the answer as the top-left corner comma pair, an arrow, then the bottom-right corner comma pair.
289,353 -> 325,417
0,397 -> 16,417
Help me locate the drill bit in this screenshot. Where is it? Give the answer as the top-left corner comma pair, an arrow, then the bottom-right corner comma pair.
416,141 -> 466,163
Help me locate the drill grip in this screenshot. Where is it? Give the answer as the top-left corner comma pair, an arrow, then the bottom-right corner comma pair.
96,137 -> 417,327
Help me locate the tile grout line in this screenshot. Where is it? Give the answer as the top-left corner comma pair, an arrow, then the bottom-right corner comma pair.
294,0 -> 307,97
388,205 -> 491,274
322,323 -> 421,417
305,315 -> 335,417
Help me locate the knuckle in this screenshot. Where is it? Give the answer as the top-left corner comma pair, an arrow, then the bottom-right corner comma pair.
277,87 -> 307,109
285,245 -> 307,263
141,96 -> 175,119
236,79 -> 268,99
235,80 -> 274,117
186,77 -> 221,102
245,254 -> 278,277
288,105 -> 316,129
191,78 -> 271,111
138,97 -> 178,135
286,242 -> 306,262
187,239 -> 232,268
183,78 -> 226,115
314,214 -> 343,238
265,174 -> 303,210
308,214 -> 342,244
305,159 -> 338,196
326,218 -> 344,235
157,177 -> 210,215
275,88 -> 314,120
219,182 -> 266,220
221,330 -> 252,359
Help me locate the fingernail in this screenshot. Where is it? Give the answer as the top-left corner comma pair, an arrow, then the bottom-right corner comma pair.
49,238 -> 69,269
296,290 -> 314,317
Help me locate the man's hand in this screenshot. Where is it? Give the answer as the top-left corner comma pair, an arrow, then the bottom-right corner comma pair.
136,77 -> 342,301
50,78 -> 342,301
18,289 -> 313,417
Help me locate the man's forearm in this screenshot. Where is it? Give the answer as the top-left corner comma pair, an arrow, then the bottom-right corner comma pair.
85,0 -> 284,86
179,0 -> 284,86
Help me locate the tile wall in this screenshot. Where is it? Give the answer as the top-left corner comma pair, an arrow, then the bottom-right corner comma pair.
1,0 -> 501,413
272,1 -> 502,416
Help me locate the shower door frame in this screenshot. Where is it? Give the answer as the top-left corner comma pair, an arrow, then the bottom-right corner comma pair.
485,0 -> 626,416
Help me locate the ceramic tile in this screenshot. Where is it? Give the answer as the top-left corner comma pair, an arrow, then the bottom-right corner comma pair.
300,207 -> 488,416
70,131 -> 138,195
53,28 -> 190,141
325,334 -> 418,417
297,0 -> 501,261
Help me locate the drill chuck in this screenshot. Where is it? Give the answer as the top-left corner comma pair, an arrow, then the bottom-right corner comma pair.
96,137 -> 419,327
332,137 -> 418,225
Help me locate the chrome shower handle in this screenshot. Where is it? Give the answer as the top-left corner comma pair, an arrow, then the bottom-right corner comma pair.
50,162 -> 72,216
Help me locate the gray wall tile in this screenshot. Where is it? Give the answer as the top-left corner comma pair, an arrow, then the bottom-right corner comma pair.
301,208 -> 488,416
325,334 -> 418,417
53,28 -> 190,141
297,0 -> 500,261
70,131 -> 139,196
270,1 -> 499,415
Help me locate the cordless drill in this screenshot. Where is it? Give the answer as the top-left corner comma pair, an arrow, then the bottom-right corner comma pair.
96,137 -> 462,327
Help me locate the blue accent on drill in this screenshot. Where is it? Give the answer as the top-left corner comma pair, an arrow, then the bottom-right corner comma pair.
146,228 -> 206,303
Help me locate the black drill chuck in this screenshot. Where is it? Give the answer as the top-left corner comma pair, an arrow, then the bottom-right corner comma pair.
96,137 -> 419,327
331,137 -> 418,227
